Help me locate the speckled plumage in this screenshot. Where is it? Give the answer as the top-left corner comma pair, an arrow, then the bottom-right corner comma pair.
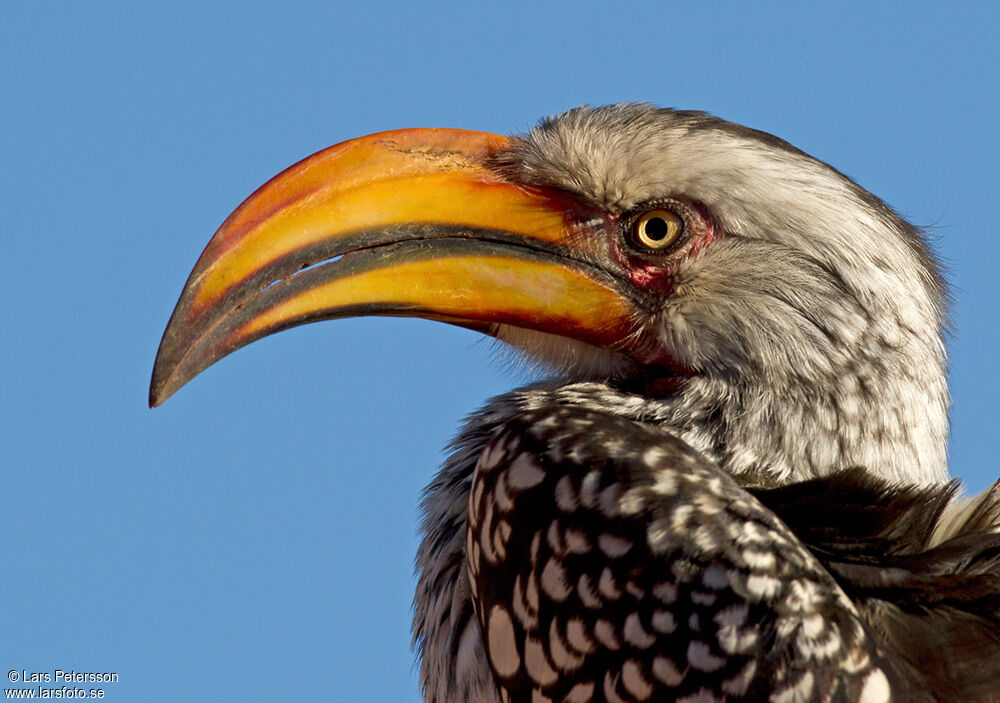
470,402 -> 896,703
412,106 -> 1000,702
415,385 -> 1000,703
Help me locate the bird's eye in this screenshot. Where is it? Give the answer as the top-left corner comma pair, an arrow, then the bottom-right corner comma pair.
631,210 -> 683,251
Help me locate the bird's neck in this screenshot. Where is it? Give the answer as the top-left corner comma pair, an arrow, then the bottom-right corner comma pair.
658,348 -> 950,485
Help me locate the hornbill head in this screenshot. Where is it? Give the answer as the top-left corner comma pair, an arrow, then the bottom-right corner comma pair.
150,105 -> 948,486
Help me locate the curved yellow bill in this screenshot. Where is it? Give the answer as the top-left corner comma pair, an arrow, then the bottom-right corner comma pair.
150,128 -> 638,407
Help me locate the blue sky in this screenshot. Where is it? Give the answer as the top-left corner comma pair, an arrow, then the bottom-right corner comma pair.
3,2 -> 999,701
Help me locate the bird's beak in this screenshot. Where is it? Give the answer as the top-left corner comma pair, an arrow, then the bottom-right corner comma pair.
150,128 -> 639,407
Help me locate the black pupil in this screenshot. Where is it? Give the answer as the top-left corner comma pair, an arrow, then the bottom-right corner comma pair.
644,216 -> 669,241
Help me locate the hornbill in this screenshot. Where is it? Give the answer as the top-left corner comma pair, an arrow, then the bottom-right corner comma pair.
151,105 -> 1000,702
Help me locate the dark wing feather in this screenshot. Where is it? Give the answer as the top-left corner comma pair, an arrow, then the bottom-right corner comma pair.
468,405 -> 917,703
754,471 -> 1000,702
